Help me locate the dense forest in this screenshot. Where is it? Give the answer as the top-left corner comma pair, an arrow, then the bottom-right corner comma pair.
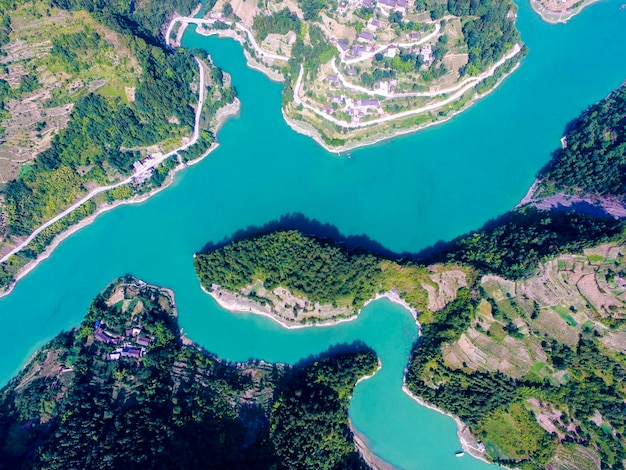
252,8 -> 301,41
1,0 -> 204,236
0,277 -> 376,469
436,207 -> 625,278
539,83 -> 626,196
194,230 -> 382,309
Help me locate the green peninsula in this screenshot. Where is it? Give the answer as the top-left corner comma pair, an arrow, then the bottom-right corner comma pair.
195,221 -> 626,468
172,0 -> 524,150
0,276 -> 377,469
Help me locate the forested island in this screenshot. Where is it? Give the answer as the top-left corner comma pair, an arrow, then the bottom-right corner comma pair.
0,276 -> 377,469
172,0 -> 524,150
0,0 -> 238,292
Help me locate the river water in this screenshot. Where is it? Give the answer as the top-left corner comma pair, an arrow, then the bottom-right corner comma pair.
1,1 -> 625,468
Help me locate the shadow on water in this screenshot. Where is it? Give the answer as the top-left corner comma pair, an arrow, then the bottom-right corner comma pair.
197,212 -> 417,260
289,340 -> 372,369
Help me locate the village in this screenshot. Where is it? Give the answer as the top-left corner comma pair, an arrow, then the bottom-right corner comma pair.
94,321 -> 154,361
299,0 -> 449,125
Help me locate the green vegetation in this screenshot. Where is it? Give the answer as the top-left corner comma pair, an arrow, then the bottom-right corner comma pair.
539,83 -> 626,196
415,0 -> 519,75
270,350 -> 376,469
290,24 -> 335,76
437,207 -> 625,278
194,230 -> 382,309
0,276 -> 376,469
405,283 -> 626,468
252,8 -> 301,41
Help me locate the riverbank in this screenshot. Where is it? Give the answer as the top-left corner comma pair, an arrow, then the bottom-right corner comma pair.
530,0 -> 601,23
167,15 -> 286,82
401,383 -> 493,466
284,61 -> 522,154
0,95 -> 241,300
203,283 -> 421,330
517,178 -> 626,218
349,360 -> 399,470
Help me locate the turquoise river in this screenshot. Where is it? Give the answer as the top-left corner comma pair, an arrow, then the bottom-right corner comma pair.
1,1 -> 626,468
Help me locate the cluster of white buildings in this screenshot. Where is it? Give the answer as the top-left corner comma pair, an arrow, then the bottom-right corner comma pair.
132,157 -> 156,184
320,94 -> 383,122
337,0 -> 409,14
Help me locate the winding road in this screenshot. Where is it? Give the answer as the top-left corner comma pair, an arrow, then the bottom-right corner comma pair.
166,15 -> 289,62
295,44 -> 521,129
0,57 -> 206,264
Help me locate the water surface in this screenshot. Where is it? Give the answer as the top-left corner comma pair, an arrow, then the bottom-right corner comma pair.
1,1 -> 625,468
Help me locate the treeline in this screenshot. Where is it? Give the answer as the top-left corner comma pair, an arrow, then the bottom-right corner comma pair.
436,207 -> 625,278
298,0 -> 326,21
3,41 -> 197,235
539,83 -> 626,196
50,0 -> 202,41
0,277 -> 375,469
252,8 -> 301,41
416,0 -> 520,75
194,230 -> 381,309
290,25 -> 335,76
270,349 -> 377,469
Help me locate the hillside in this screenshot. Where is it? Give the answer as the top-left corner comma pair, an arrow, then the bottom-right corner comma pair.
0,276 -> 377,469
194,229 -> 470,326
521,82 -> 626,218
194,221 -> 626,467
406,242 -> 626,469
0,0 -> 238,291
172,0 -> 524,150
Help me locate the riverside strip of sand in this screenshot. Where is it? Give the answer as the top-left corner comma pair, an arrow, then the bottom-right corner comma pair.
203,283 -> 421,329
284,61 -> 521,154
401,383 -> 491,465
530,0 -> 602,24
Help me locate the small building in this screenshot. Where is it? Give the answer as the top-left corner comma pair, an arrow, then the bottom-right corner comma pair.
357,98 -> 381,110
367,18 -> 381,31
94,327 -> 120,345
361,0 -> 375,7
358,31 -> 375,43
336,39 -> 349,52
126,326 -> 142,337
351,45 -> 366,58
384,45 -> 398,58
323,105 -> 333,114
421,44 -> 433,62
136,336 -> 152,347
408,31 -> 420,41
121,346 -> 145,359
396,0 -> 408,13
347,68 -> 358,76
107,352 -> 121,361
331,95 -> 343,104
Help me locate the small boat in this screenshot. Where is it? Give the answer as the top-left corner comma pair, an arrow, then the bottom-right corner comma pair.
455,451 -> 465,457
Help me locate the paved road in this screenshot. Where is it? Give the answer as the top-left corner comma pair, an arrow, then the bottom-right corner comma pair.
1,57 -> 206,264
